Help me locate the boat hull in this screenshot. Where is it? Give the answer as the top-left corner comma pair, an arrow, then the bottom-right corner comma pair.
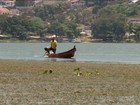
44,46 -> 76,58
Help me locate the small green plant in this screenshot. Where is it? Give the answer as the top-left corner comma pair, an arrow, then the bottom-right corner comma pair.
43,70 -> 53,74
73,67 -> 94,76
74,67 -> 82,76
84,71 -> 93,76
43,70 -> 48,74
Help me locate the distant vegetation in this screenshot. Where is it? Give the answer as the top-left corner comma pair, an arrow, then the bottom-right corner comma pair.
0,0 -> 140,42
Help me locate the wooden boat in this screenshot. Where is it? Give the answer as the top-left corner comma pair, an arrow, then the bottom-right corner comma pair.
44,46 -> 76,58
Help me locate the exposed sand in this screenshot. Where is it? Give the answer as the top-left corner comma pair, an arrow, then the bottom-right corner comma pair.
0,60 -> 140,104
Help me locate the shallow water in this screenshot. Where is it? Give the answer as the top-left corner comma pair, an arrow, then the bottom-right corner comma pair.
0,43 -> 140,64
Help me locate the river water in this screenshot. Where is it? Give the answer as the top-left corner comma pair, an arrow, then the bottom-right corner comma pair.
0,43 -> 140,64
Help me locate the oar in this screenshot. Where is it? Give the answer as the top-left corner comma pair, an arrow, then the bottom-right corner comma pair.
43,47 -> 47,56
43,52 -> 47,57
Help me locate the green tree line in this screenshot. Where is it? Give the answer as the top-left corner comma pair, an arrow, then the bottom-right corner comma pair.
0,15 -> 47,40
0,0 -> 140,42
0,14 -> 78,40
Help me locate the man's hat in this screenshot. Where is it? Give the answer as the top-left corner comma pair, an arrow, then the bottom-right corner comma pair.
51,35 -> 56,38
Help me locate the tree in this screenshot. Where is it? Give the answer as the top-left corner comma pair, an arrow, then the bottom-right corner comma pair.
66,21 -> 78,38
4,16 -> 28,40
28,16 -> 47,37
84,0 -> 89,6
34,3 -> 70,22
92,0 -> 109,14
133,24 -> 140,42
0,15 -> 8,34
16,0 -> 26,6
47,20 -> 79,39
47,21 -> 67,36
91,5 -> 127,42
16,0 -> 34,6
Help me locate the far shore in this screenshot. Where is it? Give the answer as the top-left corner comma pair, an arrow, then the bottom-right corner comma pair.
0,59 -> 140,104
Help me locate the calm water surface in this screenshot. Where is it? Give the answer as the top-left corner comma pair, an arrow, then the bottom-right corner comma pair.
0,43 -> 140,64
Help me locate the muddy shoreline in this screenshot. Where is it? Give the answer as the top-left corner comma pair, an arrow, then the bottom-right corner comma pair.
0,60 -> 140,104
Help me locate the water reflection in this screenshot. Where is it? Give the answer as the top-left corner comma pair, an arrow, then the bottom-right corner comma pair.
46,57 -> 76,62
